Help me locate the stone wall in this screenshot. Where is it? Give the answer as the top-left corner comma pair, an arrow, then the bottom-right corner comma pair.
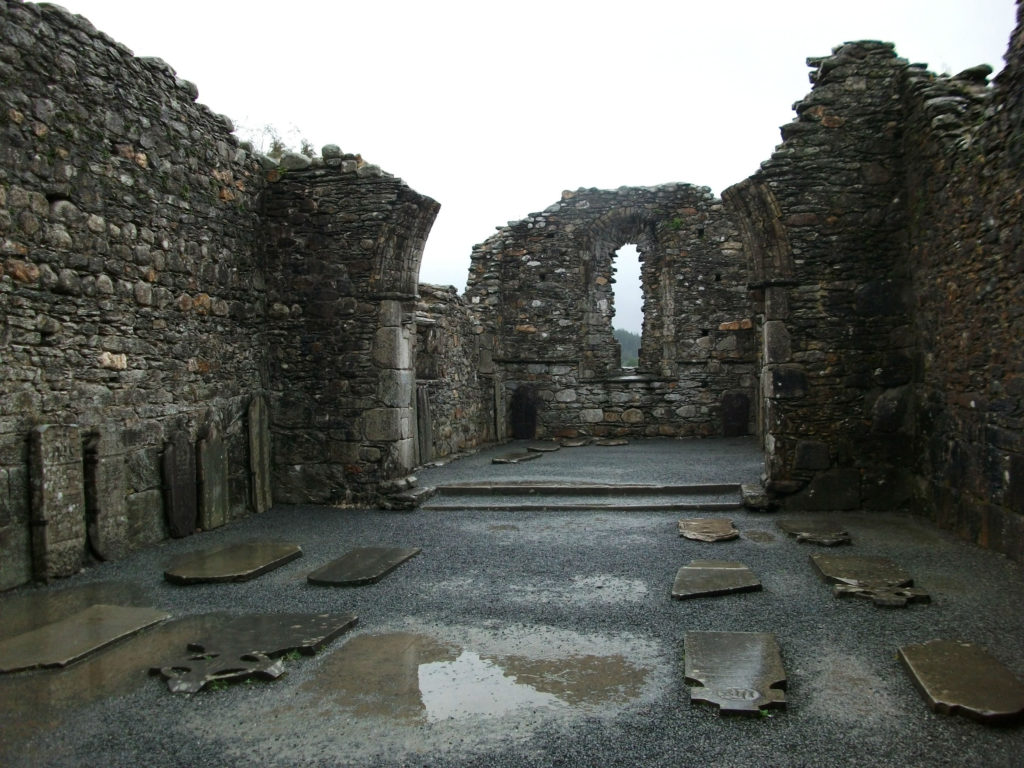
902,4 -> 1024,559
0,1 -> 267,588
414,283 -> 494,461
262,159 -> 439,504
465,185 -> 757,439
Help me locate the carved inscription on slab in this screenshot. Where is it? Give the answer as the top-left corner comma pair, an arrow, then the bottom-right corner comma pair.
684,631 -> 786,714
30,425 -> 87,580
899,639 -> 1024,724
678,518 -> 739,542
672,560 -> 761,599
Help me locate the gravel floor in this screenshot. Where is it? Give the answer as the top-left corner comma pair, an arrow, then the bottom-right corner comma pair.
2,439 -> 1023,768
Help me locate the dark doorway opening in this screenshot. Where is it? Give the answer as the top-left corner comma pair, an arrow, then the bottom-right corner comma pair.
509,385 -> 539,439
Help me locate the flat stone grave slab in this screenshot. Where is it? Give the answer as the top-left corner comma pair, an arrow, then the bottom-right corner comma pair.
308,546 -> 422,586
152,612 -> 358,693
672,560 -> 761,599
684,631 -> 786,714
777,518 -> 851,546
678,517 -> 739,542
560,437 -> 591,447
595,438 -> 629,446
164,541 -> 303,584
898,639 -> 1024,724
492,451 -> 542,464
527,441 -> 560,453
810,553 -> 930,607
0,604 -> 170,672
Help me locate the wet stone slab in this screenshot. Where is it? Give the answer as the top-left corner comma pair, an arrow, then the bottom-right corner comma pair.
527,441 -> 560,453
672,560 -> 761,599
777,518 -> 852,547
595,438 -> 629,447
164,541 -> 303,584
152,612 -> 358,693
560,438 -> 592,447
308,546 -> 422,586
678,517 -> 739,542
898,639 -> 1024,724
0,604 -> 170,672
810,553 -> 930,607
684,631 -> 786,714
492,451 -> 542,464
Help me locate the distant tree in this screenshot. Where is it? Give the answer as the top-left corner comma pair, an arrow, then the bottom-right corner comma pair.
235,122 -> 316,160
614,328 -> 641,368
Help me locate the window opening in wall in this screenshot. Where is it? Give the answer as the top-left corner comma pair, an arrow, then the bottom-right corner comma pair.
613,243 -> 643,369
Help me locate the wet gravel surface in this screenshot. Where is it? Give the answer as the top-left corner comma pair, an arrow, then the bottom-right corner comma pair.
2,439 -> 1024,767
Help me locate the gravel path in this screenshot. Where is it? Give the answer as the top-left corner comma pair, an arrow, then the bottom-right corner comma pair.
2,439 -> 1023,767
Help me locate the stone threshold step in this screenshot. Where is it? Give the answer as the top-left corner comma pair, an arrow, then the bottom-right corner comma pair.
421,498 -> 742,512
431,482 -> 741,496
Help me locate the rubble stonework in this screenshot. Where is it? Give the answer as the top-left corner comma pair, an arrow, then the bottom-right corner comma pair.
1,0 -> 1023,589
464,185 -> 757,439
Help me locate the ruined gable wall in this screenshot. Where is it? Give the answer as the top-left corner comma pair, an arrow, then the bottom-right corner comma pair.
725,42 -> 914,512
0,1 -> 267,587
465,185 -> 756,439
902,3 -> 1024,559
261,161 -> 439,505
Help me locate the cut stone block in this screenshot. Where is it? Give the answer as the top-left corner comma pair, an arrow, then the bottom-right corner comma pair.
152,612 -> 358,693
810,553 -> 930,607
84,425 -> 130,561
526,441 -> 560,453
164,541 -> 303,584
307,546 -> 421,586
248,396 -> 273,514
163,431 -> 197,538
492,451 -> 542,464
684,631 -> 786,714
30,424 -> 87,580
0,604 -> 170,672
898,639 -> 1024,724
678,517 -> 739,542
777,518 -> 851,547
197,432 -> 228,531
672,560 -> 761,599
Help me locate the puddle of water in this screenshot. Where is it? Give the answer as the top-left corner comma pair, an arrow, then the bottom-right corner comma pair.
507,575 -> 648,606
0,614 -> 228,752
0,581 -> 151,640
299,631 -> 650,722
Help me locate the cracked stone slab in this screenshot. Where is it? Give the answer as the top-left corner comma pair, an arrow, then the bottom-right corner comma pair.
492,451 -> 542,464
152,612 -> 358,693
526,441 -> 560,453
307,546 -> 422,586
0,604 -> 170,672
898,639 -> 1024,724
164,541 -> 303,584
777,519 -> 852,547
672,560 -> 761,599
678,517 -> 739,542
810,553 -> 930,607
684,631 -> 786,714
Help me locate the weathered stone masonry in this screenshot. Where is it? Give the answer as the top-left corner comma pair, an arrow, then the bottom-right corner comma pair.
0,0 -> 438,588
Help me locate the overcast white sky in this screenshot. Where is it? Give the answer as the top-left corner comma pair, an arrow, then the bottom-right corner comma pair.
58,0 -> 1018,331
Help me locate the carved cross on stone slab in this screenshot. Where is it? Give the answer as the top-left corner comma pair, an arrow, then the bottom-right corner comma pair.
684,631 -> 787,715
672,560 -> 762,599
151,612 -> 358,693
810,553 -> 930,607
898,639 -> 1024,724
678,518 -> 739,542
777,518 -> 852,547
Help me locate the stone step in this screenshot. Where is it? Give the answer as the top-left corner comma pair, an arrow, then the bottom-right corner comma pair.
420,483 -> 743,512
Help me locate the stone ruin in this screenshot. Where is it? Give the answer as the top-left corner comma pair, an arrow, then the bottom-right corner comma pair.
1,0 -> 1022,589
